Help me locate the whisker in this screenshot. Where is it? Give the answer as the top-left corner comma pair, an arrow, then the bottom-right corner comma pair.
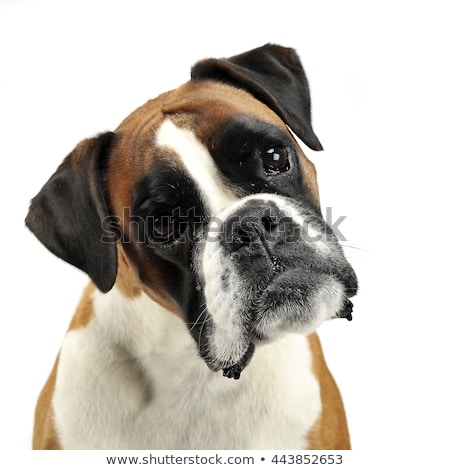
340,243 -> 368,252
184,316 -> 212,327
198,311 -> 209,347
188,306 -> 209,333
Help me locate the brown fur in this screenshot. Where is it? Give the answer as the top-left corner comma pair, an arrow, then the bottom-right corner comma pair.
33,282 -> 98,449
307,333 -> 351,449
33,355 -> 61,450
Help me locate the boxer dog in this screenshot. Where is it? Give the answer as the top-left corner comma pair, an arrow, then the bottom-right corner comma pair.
26,44 -> 357,450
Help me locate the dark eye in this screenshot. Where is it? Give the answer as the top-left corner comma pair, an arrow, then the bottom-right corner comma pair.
151,214 -> 183,243
261,146 -> 290,174
152,215 -> 173,241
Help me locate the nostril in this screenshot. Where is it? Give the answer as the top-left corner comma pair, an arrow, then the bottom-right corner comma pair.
261,214 -> 277,233
229,223 -> 259,251
237,228 -> 252,245
223,203 -> 284,253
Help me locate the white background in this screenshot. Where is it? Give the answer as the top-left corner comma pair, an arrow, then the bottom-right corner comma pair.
1,0 -> 449,465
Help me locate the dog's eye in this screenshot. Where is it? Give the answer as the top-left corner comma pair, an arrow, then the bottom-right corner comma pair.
151,215 -> 178,243
261,146 -> 290,174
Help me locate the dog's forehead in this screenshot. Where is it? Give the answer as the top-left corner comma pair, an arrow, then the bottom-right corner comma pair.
162,80 -> 286,131
108,80 -> 318,213
115,80 -> 290,155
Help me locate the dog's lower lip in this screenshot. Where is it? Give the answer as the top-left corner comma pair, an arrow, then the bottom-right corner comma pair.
222,341 -> 255,380
336,298 -> 353,321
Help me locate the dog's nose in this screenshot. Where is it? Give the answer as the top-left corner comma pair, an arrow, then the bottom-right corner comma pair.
222,201 -> 284,253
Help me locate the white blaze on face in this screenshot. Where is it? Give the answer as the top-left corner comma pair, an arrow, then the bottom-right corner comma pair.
156,119 -> 249,367
156,119 -> 237,215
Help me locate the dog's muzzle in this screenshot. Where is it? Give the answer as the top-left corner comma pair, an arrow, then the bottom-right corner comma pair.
194,195 -> 357,379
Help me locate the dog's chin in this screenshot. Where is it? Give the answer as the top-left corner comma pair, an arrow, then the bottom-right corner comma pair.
251,268 -> 345,339
201,268 -> 347,379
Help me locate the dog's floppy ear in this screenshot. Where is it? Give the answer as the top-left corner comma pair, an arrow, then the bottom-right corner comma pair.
25,132 -> 118,293
191,43 -> 323,151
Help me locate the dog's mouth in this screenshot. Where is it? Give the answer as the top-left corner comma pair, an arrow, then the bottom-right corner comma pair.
198,266 -> 356,380
222,342 -> 255,380
219,302 -> 354,381
250,267 -> 354,338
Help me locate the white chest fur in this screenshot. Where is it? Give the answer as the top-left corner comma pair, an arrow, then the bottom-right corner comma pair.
53,287 -> 322,450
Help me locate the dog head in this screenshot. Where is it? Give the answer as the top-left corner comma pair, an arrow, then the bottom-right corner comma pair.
26,44 -> 357,378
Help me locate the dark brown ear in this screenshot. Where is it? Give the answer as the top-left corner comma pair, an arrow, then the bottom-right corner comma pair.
25,132 -> 118,293
191,43 -> 323,151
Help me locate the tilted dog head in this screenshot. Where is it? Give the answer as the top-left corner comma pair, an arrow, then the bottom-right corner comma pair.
26,44 -> 357,379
